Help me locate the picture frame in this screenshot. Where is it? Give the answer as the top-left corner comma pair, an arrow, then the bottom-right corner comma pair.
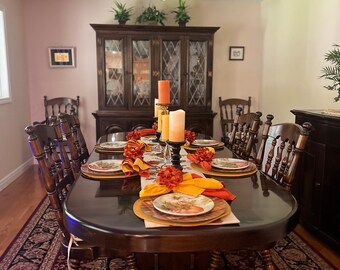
229,46 -> 245,61
49,47 -> 75,67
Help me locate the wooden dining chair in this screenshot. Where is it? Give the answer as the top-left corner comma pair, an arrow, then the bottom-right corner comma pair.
219,96 -> 251,144
228,107 -> 262,160
44,95 -> 80,124
59,109 -> 89,165
253,116 -> 312,269
25,117 -> 137,270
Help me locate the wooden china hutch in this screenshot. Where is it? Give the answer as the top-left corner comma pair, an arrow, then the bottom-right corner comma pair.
91,24 -> 219,140
291,109 -> 340,250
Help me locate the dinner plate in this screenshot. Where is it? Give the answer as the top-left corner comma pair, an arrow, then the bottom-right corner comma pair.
88,159 -> 122,173
211,158 -> 249,170
153,193 -> 214,217
99,141 -> 127,149
191,139 -> 220,147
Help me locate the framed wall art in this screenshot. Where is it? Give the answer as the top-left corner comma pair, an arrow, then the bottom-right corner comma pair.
49,47 -> 75,67
229,46 -> 244,61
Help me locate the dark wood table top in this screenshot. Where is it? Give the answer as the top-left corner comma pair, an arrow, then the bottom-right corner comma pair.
64,133 -> 298,253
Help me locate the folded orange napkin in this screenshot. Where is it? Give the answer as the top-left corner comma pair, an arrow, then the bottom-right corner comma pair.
187,147 -> 215,170
140,166 -> 236,201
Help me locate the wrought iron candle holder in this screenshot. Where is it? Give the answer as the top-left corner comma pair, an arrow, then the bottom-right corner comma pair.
167,140 -> 186,170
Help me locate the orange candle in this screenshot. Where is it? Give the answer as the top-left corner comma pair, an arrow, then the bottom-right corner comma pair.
158,80 -> 170,104
161,111 -> 169,141
169,109 -> 185,142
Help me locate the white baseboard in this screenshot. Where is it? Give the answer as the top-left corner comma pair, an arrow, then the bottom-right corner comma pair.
0,158 -> 34,192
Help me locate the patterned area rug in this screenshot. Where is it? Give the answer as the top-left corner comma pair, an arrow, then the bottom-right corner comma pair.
0,197 -> 335,270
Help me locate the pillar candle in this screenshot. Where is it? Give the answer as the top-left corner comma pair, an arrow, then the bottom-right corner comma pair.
154,98 -> 160,117
161,112 -> 169,141
158,80 -> 170,104
169,109 -> 185,142
157,109 -> 163,132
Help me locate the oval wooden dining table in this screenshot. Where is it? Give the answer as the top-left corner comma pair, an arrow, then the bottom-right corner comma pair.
63,132 -> 298,270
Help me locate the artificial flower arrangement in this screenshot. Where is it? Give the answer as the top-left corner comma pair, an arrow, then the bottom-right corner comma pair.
184,130 -> 196,145
126,128 -> 156,141
187,147 -> 215,170
121,140 -> 151,177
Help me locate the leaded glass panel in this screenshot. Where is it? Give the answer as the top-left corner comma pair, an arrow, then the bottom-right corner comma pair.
162,40 -> 180,105
105,40 -> 124,106
132,40 -> 151,106
188,41 -> 207,106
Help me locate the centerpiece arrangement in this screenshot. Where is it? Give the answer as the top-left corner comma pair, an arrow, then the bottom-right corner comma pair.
111,1 -> 191,26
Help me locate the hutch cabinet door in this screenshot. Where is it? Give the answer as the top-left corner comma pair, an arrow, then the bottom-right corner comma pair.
131,38 -> 152,109
98,36 -> 127,110
160,37 -> 182,107
187,36 -> 213,112
91,25 -> 219,139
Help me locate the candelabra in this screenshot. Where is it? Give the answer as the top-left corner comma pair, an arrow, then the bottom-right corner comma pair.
167,140 -> 186,170
152,117 -> 161,142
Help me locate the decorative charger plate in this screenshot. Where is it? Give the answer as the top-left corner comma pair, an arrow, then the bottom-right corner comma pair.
191,162 -> 257,178
88,160 -> 123,173
191,139 -> 220,147
211,158 -> 249,170
99,141 -> 127,150
152,193 -> 214,217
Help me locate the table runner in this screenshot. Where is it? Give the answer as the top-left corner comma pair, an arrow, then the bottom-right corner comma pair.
140,148 -> 240,228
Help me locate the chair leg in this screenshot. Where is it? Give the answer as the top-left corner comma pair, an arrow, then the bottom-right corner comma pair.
260,249 -> 275,270
68,258 -> 80,269
208,250 -> 221,270
126,253 -> 138,270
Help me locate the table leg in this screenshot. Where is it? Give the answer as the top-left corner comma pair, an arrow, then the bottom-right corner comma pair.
208,250 -> 221,270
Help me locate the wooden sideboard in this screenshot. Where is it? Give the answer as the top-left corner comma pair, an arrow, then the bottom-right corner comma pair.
291,109 -> 340,250
91,24 -> 219,140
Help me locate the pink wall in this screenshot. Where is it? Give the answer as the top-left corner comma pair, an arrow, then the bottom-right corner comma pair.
23,0 -> 262,149
23,0 -> 111,149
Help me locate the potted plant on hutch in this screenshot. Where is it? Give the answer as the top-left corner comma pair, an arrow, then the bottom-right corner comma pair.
172,0 -> 191,27
111,1 -> 133,25
320,44 -> 340,102
136,5 -> 166,26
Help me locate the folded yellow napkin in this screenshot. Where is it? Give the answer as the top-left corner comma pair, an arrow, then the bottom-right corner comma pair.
122,157 -> 151,177
140,172 -> 223,197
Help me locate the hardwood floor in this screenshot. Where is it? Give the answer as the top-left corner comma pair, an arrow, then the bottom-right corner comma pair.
0,165 -> 339,268
0,165 -> 45,256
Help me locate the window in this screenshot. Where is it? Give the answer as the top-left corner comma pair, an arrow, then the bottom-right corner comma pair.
0,8 -> 10,104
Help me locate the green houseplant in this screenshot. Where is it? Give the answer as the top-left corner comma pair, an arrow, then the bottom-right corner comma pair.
320,44 -> 340,102
136,5 -> 166,26
111,1 -> 133,25
172,0 -> 191,26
